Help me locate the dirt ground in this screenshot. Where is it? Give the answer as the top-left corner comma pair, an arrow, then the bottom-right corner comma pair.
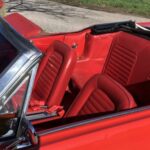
5,0 -> 150,33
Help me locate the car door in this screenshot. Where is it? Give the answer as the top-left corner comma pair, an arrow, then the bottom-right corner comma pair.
38,107 -> 150,150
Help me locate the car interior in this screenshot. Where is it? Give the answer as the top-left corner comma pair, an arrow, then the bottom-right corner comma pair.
27,28 -> 150,129
4,14 -> 150,132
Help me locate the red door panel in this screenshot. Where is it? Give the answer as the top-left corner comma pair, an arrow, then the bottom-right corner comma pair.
39,109 -> 150,150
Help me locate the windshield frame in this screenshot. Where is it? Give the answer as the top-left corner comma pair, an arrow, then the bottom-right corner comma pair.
0,17 -> 42,140
0,17 -> 42,98
0,62 -> 39,141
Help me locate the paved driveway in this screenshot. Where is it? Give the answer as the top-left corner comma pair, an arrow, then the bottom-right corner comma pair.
6,0 -> 150,33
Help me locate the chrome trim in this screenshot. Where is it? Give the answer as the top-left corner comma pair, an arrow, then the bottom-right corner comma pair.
23,64 -> 39,114
0,17 -> 42,139
0,17 -> 42,99
1,76 -> 29,108
38,105 -> 150,136
16,64 -> 39,137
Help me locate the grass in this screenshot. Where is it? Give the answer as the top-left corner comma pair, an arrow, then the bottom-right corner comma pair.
53,0 -> 150,18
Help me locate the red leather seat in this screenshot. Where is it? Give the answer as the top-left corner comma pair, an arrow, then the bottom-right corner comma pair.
30,41 -> 76,109
103,31 -> 150,86
65,74 -> 136,117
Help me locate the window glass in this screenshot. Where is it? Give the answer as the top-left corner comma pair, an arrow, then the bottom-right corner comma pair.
0,77 -> 29,138
0,33 -> 18,74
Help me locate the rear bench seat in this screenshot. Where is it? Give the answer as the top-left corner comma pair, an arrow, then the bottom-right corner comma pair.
71,33 -> 114,89
5,13 -> 42,38
103,31 -> 150,86
72,31 -> 150,89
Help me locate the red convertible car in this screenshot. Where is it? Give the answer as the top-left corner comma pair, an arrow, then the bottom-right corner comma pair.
0,13 -> 150,149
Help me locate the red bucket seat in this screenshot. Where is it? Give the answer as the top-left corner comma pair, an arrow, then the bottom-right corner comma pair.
65,74 -> 136,117
30,41 -> 76,109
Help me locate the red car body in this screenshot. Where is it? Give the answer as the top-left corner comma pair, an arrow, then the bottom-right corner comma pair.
2,13 -> 150,149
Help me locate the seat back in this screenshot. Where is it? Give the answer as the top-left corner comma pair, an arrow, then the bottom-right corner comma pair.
103,31 -> 150,86
65,74 -> 136,117
32,41 -> 76,107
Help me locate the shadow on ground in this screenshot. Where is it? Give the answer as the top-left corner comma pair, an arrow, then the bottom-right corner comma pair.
6,0 -> 87,20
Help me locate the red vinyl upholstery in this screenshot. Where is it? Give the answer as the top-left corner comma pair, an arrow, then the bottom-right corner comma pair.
103,31 -> 150,86
71,33 -> 115,89
30,41 -> 76,108
5,13 -> 42,38
65,74 -> 136,117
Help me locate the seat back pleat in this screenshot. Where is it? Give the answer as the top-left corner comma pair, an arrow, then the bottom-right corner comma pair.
34,51 -> 63,101
30,41 -> 76,108
104,42 -> 137,85
79,88 -> 115,116
103,31 -> 150,86
65,74 -> 136,117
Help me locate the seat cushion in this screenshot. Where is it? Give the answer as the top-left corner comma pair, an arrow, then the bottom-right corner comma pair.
31,41 -> 76,108
65,74 -> 137,117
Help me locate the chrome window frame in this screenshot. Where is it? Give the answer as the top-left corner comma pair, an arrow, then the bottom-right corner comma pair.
16,64 -> 39,137
0,17 -> 42,139
0,17 -> 42,106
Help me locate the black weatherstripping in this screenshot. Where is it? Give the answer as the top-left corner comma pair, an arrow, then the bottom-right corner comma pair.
91,20 -> 150,40
91,20 -> 135,35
